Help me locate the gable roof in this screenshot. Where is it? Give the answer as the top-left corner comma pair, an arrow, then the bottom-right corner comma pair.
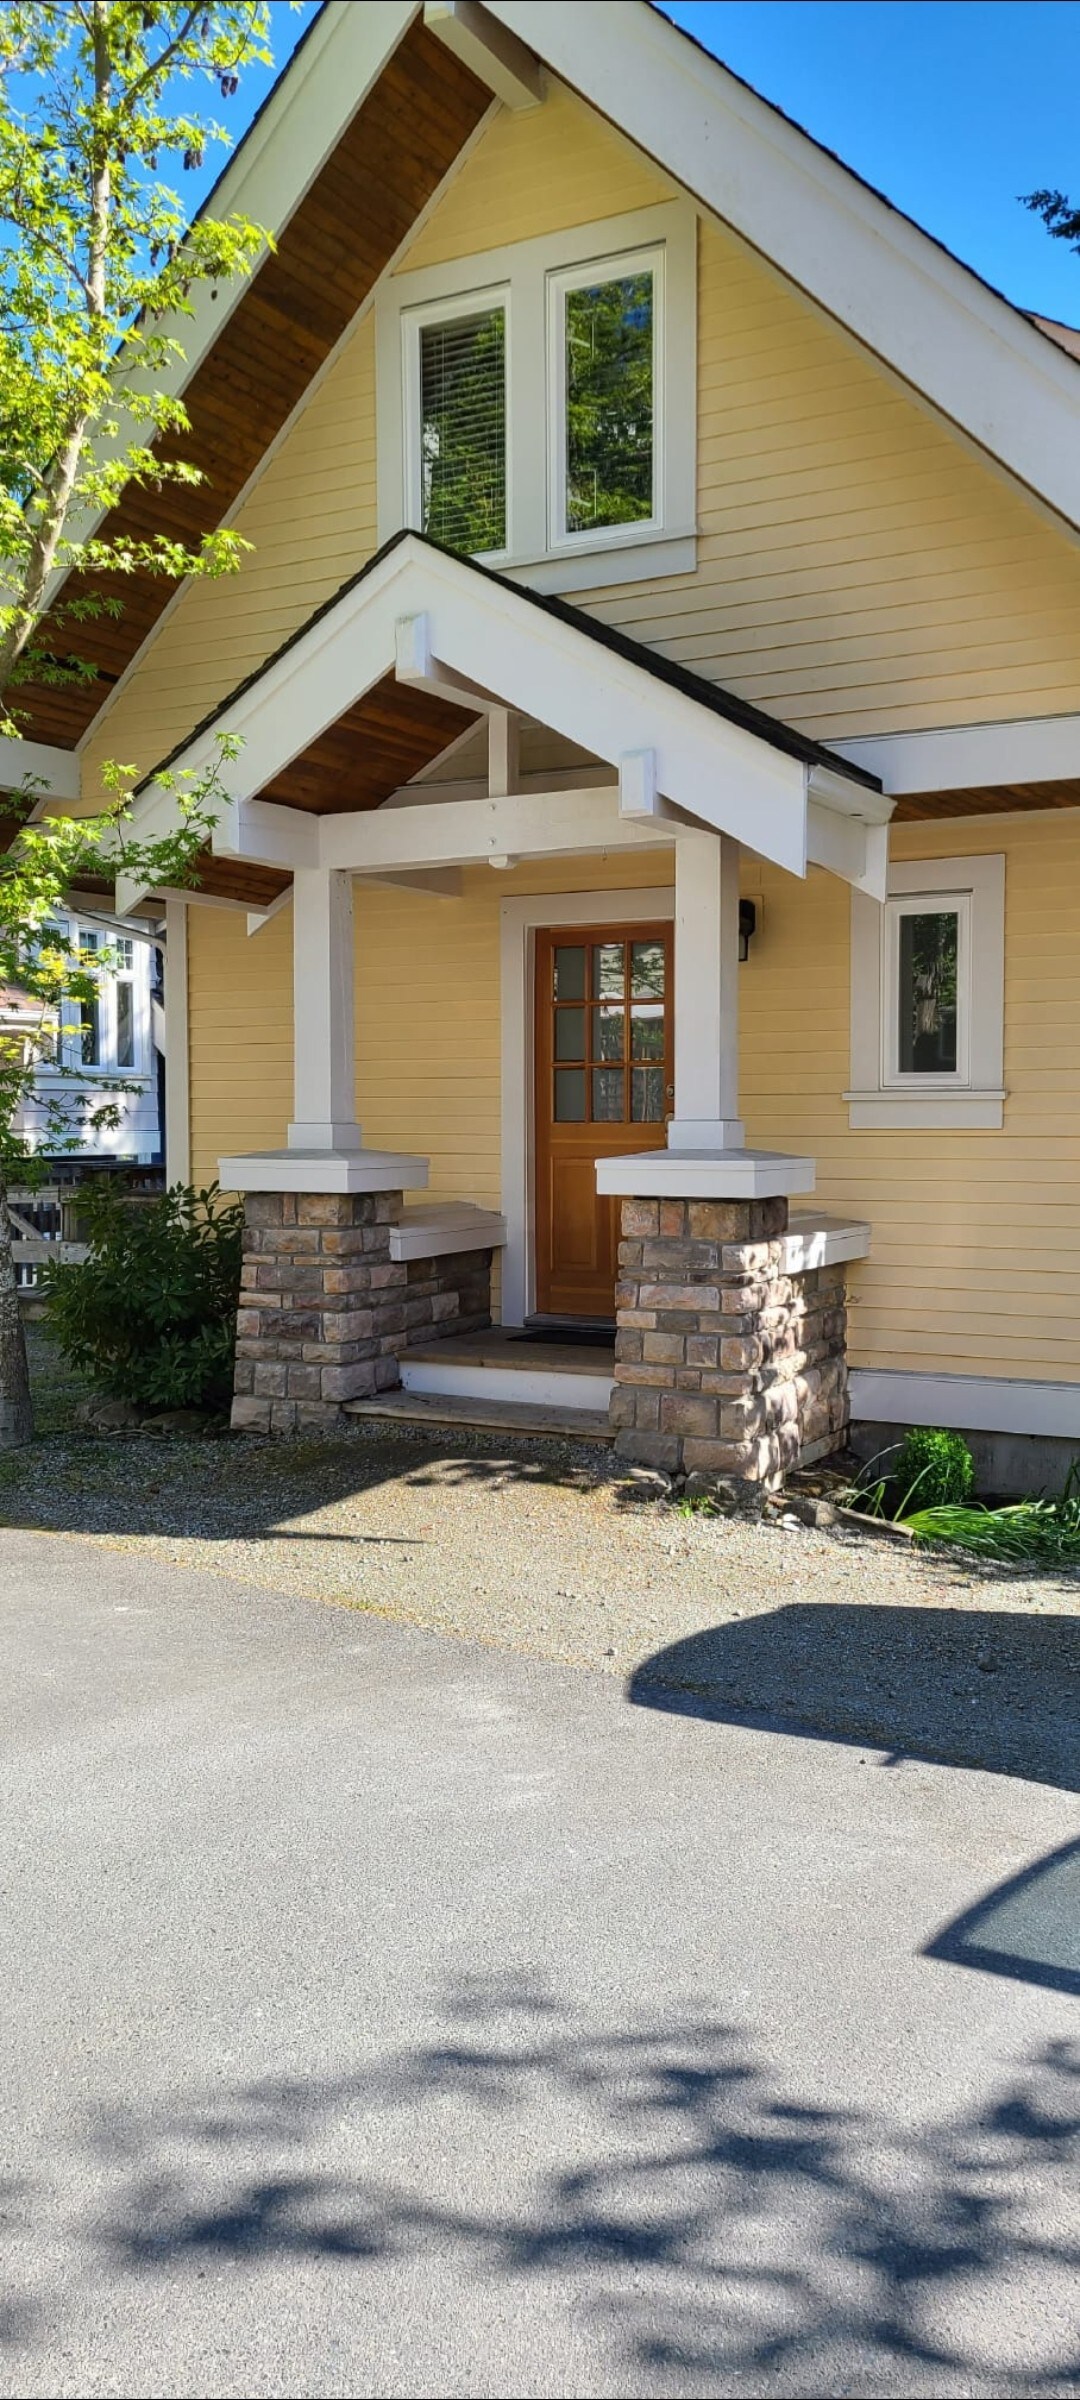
24,0 -> 1080,764
139,527 -> 883,804
122,530 -> 888,918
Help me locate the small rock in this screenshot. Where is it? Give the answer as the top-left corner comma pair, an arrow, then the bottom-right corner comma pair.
77,1396 -> 141,1433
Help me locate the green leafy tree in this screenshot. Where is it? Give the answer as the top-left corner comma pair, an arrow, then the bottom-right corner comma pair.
0,1 -> 280,1444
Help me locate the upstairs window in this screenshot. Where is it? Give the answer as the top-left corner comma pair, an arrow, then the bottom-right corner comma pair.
407,290 -> 508,558
381,203 -> 696,595
549,250 -> 660,544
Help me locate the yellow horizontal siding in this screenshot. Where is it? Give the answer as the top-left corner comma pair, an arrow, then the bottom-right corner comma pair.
740,813 -> 1080,1383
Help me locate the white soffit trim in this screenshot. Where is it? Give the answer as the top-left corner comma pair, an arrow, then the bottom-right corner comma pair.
832,714 -> 1080,796
135,537 -> 875,884
850,1367 -> 1080,1442
489,1 -> 1080,535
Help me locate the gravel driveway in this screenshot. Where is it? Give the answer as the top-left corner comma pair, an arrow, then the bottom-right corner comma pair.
2,1335 -> 1076,1789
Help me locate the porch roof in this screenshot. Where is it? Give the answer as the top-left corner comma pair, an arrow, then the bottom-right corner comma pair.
141,527 -> 884,808
125,529 -> 889,908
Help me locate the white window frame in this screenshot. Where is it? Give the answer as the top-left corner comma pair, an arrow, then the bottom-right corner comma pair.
847,855 -> 1005,1129
56,922 -> 150,1081
546,241 -> 664,553
401,281 -> 511,564
377,201 -> 696,597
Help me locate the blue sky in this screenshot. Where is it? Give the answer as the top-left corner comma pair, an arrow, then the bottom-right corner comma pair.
204,2 -> 1080,323
657,1 -> 1080,320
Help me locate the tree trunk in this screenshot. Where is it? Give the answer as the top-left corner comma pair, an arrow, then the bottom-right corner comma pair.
0,1169 -> 34,1446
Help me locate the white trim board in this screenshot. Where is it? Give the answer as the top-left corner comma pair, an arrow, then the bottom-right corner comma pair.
833,713 -> 1080,796
499,885 -> 674,1325
850,1368 -> 1080,1443
163,899 -> 190,1186
488,1 -> 1080,539
400,1356 -> 614,1411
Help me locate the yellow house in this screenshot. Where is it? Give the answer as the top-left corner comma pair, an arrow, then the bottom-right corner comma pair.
17,0 -> 1080,1486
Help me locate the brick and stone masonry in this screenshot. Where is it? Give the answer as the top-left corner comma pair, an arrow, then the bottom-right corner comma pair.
231,1190 -> 492,1434
609,1195 -> 848,1485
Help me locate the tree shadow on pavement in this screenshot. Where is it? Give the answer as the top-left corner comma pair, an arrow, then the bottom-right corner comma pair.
5,1985 -> 1078,2396
628,1602 -> 1080,1791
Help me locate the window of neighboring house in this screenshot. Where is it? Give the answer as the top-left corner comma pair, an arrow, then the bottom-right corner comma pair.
78,930 -> 101,1067
410,291 -> 508,557
548,247 -> 660,546
847,856 -> 1005,1129
380,202 -> 696,595
114,937 -> 135,1070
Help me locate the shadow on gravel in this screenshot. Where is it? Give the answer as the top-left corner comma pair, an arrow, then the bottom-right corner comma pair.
4,1985 -> 1078,2395
925,1837 -> 1080,1997
628,1602 -> 1080,1791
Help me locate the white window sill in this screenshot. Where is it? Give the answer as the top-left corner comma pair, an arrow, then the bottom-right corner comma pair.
506,528 -> 697,597
845,1089 -> 1005,1131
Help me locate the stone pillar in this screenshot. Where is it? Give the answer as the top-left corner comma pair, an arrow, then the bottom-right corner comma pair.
609,1195 -> 848,1486
231,1189 -> 407,1435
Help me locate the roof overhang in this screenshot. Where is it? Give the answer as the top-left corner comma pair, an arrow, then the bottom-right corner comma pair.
119,533 -> 889,909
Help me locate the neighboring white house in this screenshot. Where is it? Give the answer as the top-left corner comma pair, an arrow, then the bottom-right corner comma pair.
7,914 -> 163,1167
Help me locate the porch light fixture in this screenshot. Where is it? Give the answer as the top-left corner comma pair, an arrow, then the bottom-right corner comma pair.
739,898 -> 757,963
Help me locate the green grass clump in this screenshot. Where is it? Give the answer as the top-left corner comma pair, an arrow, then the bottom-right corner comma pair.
907,1482 -> 1080,1565
894,1425 -> 974,1511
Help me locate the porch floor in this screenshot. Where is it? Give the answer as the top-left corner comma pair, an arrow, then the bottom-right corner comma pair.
402,1326 -> 616,1378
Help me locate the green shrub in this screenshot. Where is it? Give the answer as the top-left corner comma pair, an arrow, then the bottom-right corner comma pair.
893,1425 -> 975,1513
43,1181 -> 244,1414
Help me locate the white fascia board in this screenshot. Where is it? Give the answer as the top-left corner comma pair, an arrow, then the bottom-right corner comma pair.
832,713 -> 1080,796
56,2 -> 417,619
131,537 -> 825,878
0,738 -> 81,806
490,1 -> 1080,535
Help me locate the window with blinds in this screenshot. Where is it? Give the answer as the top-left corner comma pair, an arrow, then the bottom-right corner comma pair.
561,264 -> 655,536
418,303 -> 507,556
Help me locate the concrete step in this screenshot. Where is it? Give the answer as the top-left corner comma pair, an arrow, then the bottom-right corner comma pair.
344,1388 -> 615,1443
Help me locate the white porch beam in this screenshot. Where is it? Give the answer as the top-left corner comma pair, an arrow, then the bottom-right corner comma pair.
288,867 -> 362,1153
487,709 -> 520,797
669,828 -> 745,1152
357,868 -> 464,898
423,0 -> 544,107
0,736 -> 80,807
214,796 -> 319,870
806,801 -> 889,901
319,786 -> 663,873
395,612 -> 499,715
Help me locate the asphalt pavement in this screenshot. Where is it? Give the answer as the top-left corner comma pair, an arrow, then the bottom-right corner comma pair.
1,1527 -> 1077,2398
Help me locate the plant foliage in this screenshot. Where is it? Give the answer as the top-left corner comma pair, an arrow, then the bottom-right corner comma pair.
906,1480 -> 1080,1565
43,1178 -> 244,1411
893,1425 -> 975,1512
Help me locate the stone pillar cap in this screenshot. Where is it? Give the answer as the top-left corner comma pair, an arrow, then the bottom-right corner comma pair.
596,1149 -> 815,1201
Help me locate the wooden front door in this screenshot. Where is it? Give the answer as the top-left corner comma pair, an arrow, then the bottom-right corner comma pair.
534,923 -> 673,1319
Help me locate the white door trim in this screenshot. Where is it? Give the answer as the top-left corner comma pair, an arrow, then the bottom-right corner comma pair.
499,885 -> 675,1324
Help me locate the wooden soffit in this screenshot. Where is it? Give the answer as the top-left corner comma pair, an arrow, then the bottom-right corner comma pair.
20,20 -> 490,750
256,672 -> 479,814
892,776 -> 1080,821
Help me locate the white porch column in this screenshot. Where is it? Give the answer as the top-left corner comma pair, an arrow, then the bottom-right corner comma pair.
668,827 -> 745,1152
287,866 -> 362,1151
